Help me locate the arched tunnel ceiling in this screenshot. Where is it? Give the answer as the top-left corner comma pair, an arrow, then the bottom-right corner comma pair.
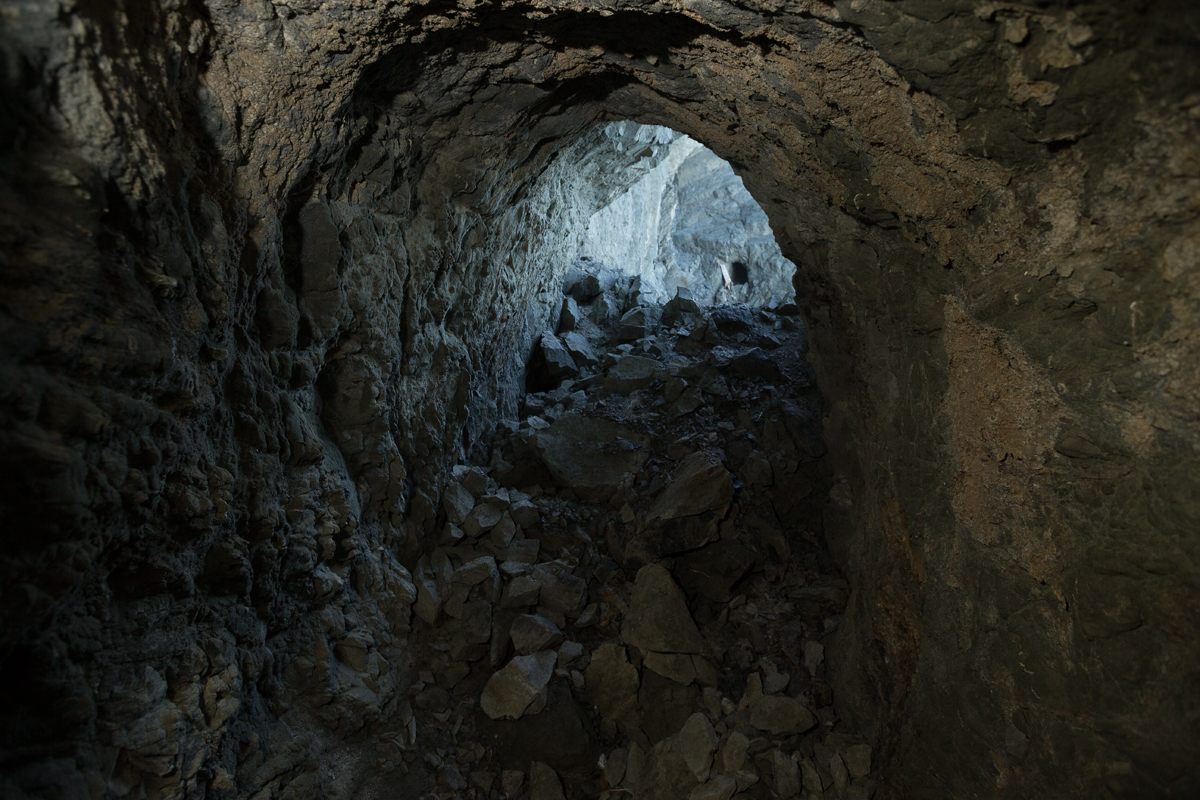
0,1 -> 1197,799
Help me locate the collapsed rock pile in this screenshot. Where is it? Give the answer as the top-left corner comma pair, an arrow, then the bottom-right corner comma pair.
385,273 -> 873,798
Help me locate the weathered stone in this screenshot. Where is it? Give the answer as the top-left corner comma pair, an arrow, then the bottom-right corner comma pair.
501,770 -> 524,798
676,712 -> 717,782
454,555 -> 499,587
463,502 -> 505,537
557,296 -> 582,333
532,561 -> 588,616
564,271 -> 601,303
585,644 -> 640,724
720,731 -> 750,773
843,744 -> 872,778
510,614 -> 564,655
773,750 -> 801,798
533,414 -> 649,500
622,563 -> 707,654
616,306 -> 658,342
501,574 -> 541,609
480,651 -> 557,720
529,331 -> 579,391
663,287 -> 702,325
749,695 -> 816,735
443,481 -> 477,524
561,331 -> 599,368
647,451 -> 733,523
529,761 -> 566,800
604,354 -> 661,392
689,775 -> 736,800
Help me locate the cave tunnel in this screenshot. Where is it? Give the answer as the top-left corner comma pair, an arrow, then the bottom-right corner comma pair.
1,2 -> 1198,799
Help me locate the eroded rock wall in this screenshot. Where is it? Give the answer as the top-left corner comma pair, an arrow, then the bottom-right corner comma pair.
1,1 -> 1197,798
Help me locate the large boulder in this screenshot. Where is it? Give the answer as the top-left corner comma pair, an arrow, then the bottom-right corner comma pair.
533,414 -> 648,500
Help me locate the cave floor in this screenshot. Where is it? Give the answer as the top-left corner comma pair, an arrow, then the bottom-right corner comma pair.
369,290 -> 874,799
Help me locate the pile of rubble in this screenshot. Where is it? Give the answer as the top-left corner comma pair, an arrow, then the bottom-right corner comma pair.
383,269 -> 875,799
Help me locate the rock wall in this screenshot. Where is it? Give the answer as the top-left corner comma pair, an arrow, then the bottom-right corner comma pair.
1,1 -> 1197,799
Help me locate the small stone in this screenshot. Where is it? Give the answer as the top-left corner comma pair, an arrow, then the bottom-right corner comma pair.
621,563 -> 707,655
647,451 -> 733,523
689,775 -> 736,800
562,331 -> 599,368
533,561 -> 588,616
676,712 -> 718,782
616,306 -> 657,341
565,271 -> 601,302
452,464 -> 490,495
557,639 -> 585,668
585,643 -> 640,723
510,498 -> 541,529
748,694 -> 816,735
510,614 -> 564,654
415,571 -> 441,626
529,761 -> 566,800
603,747 -> 628,787
762,664 -> 790,695
663,287 -> 702,324
558,296 -> 582,332
501,770 -> 524,797
490,514 -> 517,546
831,753 -> 850,795
463,502 -> 504,536
741,451 -> 773,486
804,639 -> 824,676
843,744 -> 872,778
443,482 -> 476,524
480,651 -> 557,720
801,757 -> 823,796
453,555 -> 498,586
720,731 -> 750,772
506,538 -> 541,563
773,750 -> 801,797
643,651 -> 696,685
531,331 -> 579,389
605,354 -> 660,392
534,414 -> 649,500
501,573 -> 541,608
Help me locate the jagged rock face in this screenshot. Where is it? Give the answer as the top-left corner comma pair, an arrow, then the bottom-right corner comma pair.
0,2 -> 1197,799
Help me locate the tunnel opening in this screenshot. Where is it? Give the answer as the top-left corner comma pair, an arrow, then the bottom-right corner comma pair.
390,116 -> 849,796
573,122 -> 795,309
1,4 -> 1196,800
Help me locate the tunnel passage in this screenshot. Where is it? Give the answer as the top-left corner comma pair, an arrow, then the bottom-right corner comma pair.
1,2 -> 1198,800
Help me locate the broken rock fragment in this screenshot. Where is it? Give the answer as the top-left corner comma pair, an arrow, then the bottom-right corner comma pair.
533,414 -> 648,500
621,563 -> 707,655
585,643 -> 640,724
676,712 -> 718,781
748,693 -> 817,735
510,614 -> 564,655
480,651 -> 556,720
648,450 -> 734,523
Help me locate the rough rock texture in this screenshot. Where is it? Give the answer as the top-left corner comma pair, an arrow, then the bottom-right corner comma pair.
1,1 -> 1198,799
